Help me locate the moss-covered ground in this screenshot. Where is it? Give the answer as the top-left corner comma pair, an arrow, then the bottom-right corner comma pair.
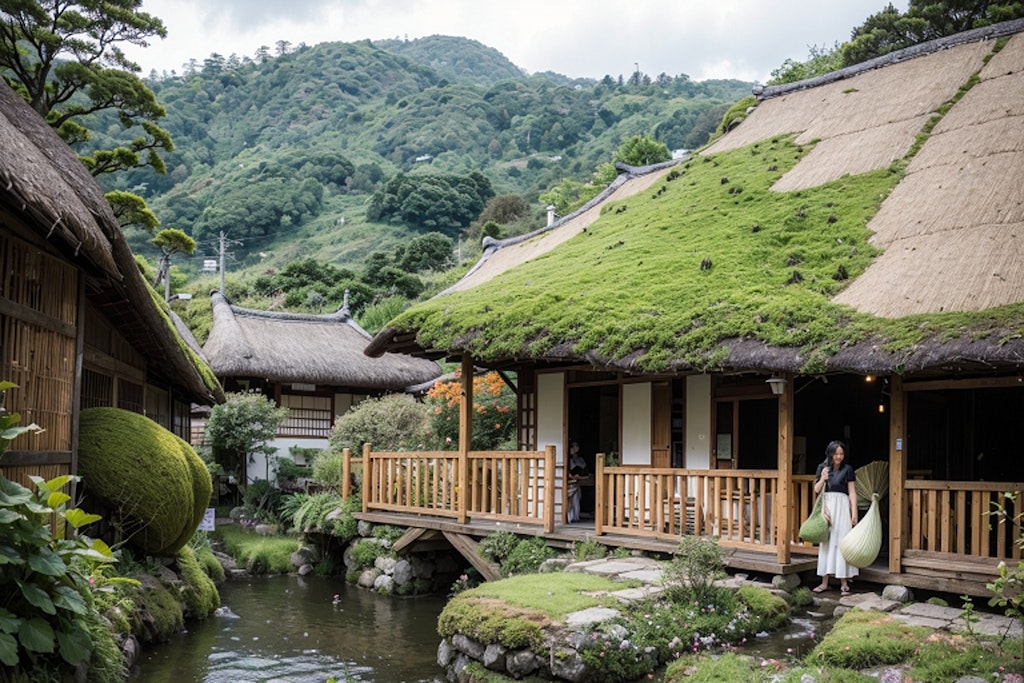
213,523 -> 300,574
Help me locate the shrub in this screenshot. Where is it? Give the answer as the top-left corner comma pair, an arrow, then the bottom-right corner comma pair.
78,407 -> 212,556
176,545 -> 220,618
573,536 -> 609,561
328,393 -> 431,453
736,585 -> 790,632
204,391 -> 288,484
663,535 -> 726,604
349,539 -> 391,569
243,479 -> 282,523
502,537 -> 555,575
479,529 -> 521,565
312,448 -> 344,488
426,371 -> 516,450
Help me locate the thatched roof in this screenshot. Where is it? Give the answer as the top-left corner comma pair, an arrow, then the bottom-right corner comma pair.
0,81 -> 223,404
367,20 -> 1024,379
204,291 -> 441,390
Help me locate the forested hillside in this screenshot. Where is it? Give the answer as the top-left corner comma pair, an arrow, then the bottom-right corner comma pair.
97,35 -> 753,277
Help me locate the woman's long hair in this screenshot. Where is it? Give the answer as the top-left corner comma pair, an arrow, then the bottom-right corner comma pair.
823,439 -> 847,469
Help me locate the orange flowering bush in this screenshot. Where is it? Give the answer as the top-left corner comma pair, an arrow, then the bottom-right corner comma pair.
426,370 -> 516,450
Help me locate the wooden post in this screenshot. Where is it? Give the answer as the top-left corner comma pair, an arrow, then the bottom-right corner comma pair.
458,353 -> 473,524
342,447 -> 351,500
362,443 -> 371,514
595,454 -> 605,536
544,445 -> 556,532
889,375 -> 906,573
776,372 -> 793,564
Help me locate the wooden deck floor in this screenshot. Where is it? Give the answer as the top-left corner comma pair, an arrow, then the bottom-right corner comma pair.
354,510 -> 818,577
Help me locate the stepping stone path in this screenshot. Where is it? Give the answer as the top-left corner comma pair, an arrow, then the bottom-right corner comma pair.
566,556 -> 1022,639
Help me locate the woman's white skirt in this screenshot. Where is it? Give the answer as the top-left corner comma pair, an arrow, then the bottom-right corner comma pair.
817,491 -> 859,579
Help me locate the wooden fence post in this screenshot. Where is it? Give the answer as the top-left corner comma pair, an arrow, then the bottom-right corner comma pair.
595,454 -> 604,536
544,445 -> 556,533
342,447 -> 351,500
362,443 -> 371,514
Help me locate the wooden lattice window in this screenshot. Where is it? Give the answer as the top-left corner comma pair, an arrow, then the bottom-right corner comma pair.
278,393 -> 333,438
80,369 -> 113,409
117,378 -> 143,414
0,233 -> 77,451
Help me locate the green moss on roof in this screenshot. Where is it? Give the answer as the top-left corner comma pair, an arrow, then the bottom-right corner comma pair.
392,137 -> 893,370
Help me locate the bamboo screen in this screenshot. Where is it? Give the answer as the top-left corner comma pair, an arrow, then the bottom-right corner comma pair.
0,233 -> 78,452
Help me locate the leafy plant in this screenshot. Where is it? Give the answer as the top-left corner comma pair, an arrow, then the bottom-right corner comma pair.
204,391 -> 288,485
663,535 -> 727,605
478,529 -> 521,565
572,536 -> 609,561
501,537 -> 555,576
426,371 -> 516,451
327,393 -> 431,454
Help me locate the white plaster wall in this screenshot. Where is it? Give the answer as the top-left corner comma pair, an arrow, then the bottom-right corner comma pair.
686,374 -> 712,469
248,437 -> 328,484
621,382 -> 651,465
536,372 -> 565,515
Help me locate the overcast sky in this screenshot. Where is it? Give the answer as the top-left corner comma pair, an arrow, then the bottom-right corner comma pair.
124,1 -> 905,83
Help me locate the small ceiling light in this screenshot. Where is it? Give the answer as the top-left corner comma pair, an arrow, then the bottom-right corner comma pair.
766,375 -> 787,395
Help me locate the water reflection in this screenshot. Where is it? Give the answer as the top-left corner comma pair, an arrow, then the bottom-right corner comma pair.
129,575 -> 447,683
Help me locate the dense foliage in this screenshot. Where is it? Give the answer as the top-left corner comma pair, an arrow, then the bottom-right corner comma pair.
770,0 -> 1024,84
0,0 -> 172,177
366,171 -> 495,231
426,371 -> 517,451
88,36 -> 752,272
204,391 -> 288,485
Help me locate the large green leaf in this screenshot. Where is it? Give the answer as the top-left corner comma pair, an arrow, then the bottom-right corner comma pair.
0,607 -> 18,633
52,585 -> 88,616
46,491 -> 71,509
27,546 -> 65,576
56,624 -> 92,665
0,509 -> 21,524
0,544 -> 24,566
16,580 -> 55,615
65,507 -> 102,529
0,478 -> 31,505
17,617 -> 55,653
0,631 -> 18,667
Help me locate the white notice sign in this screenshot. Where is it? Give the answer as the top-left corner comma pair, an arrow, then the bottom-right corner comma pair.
199,507 -> 216,531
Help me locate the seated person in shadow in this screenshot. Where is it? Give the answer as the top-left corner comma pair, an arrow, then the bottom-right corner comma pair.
566,441 -> 589,523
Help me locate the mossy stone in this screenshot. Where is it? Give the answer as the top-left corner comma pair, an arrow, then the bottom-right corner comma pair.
78,407 -> 210,556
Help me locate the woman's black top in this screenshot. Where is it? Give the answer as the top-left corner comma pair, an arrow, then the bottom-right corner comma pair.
815,462 -> 855,494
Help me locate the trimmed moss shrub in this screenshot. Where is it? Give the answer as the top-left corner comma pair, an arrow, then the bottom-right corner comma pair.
78,407 -> 211,556
736,585 -> 790,632
176,545 -> 220,618
327,393 -> 431,453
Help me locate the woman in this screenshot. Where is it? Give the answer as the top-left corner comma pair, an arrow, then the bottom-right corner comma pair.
812,440 -> 859,594
566,441 -> 588,523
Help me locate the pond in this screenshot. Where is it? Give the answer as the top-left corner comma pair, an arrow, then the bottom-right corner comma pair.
129,575 -> 448,682
130,574 -> 832,682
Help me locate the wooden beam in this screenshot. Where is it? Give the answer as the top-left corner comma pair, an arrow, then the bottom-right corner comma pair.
775,372 -> 793,564
902,375 -> 1024,392
889,375 -> 906,573
458,353 -> 473,525
392,527 -> 436,553
442,531 -> 502,581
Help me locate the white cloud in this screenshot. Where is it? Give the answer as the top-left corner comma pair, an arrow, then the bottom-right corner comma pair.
128,0 -> 902,83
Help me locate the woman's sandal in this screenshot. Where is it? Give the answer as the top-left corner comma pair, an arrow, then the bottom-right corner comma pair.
812,585 -> 828,593
841,585 -> 851,594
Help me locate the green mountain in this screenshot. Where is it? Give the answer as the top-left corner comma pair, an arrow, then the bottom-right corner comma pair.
100,35 -> 755,276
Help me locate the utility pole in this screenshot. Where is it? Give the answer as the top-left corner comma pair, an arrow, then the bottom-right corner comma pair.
219,232 -> 227,294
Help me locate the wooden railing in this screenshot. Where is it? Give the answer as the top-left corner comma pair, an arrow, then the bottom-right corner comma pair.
904,480 -> 1024,560
595,460 -> 786,552
357,445 -> 556,531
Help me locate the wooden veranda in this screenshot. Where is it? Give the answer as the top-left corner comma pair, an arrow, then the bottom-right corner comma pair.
343,444 -> 1023,596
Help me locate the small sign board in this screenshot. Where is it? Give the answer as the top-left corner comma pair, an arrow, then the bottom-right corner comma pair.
202,259 -> 218,272
198,507 -> 216,531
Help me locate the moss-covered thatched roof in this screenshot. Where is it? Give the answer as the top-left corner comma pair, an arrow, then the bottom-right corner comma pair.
203,291 -> 441,390
0,81 -> 223,404
368,20 -> 1024,378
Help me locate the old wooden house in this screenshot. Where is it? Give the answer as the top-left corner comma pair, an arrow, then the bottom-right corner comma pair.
364,19 -> 1024,595
0,80 -> 223,490
202,291 -> 441,481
